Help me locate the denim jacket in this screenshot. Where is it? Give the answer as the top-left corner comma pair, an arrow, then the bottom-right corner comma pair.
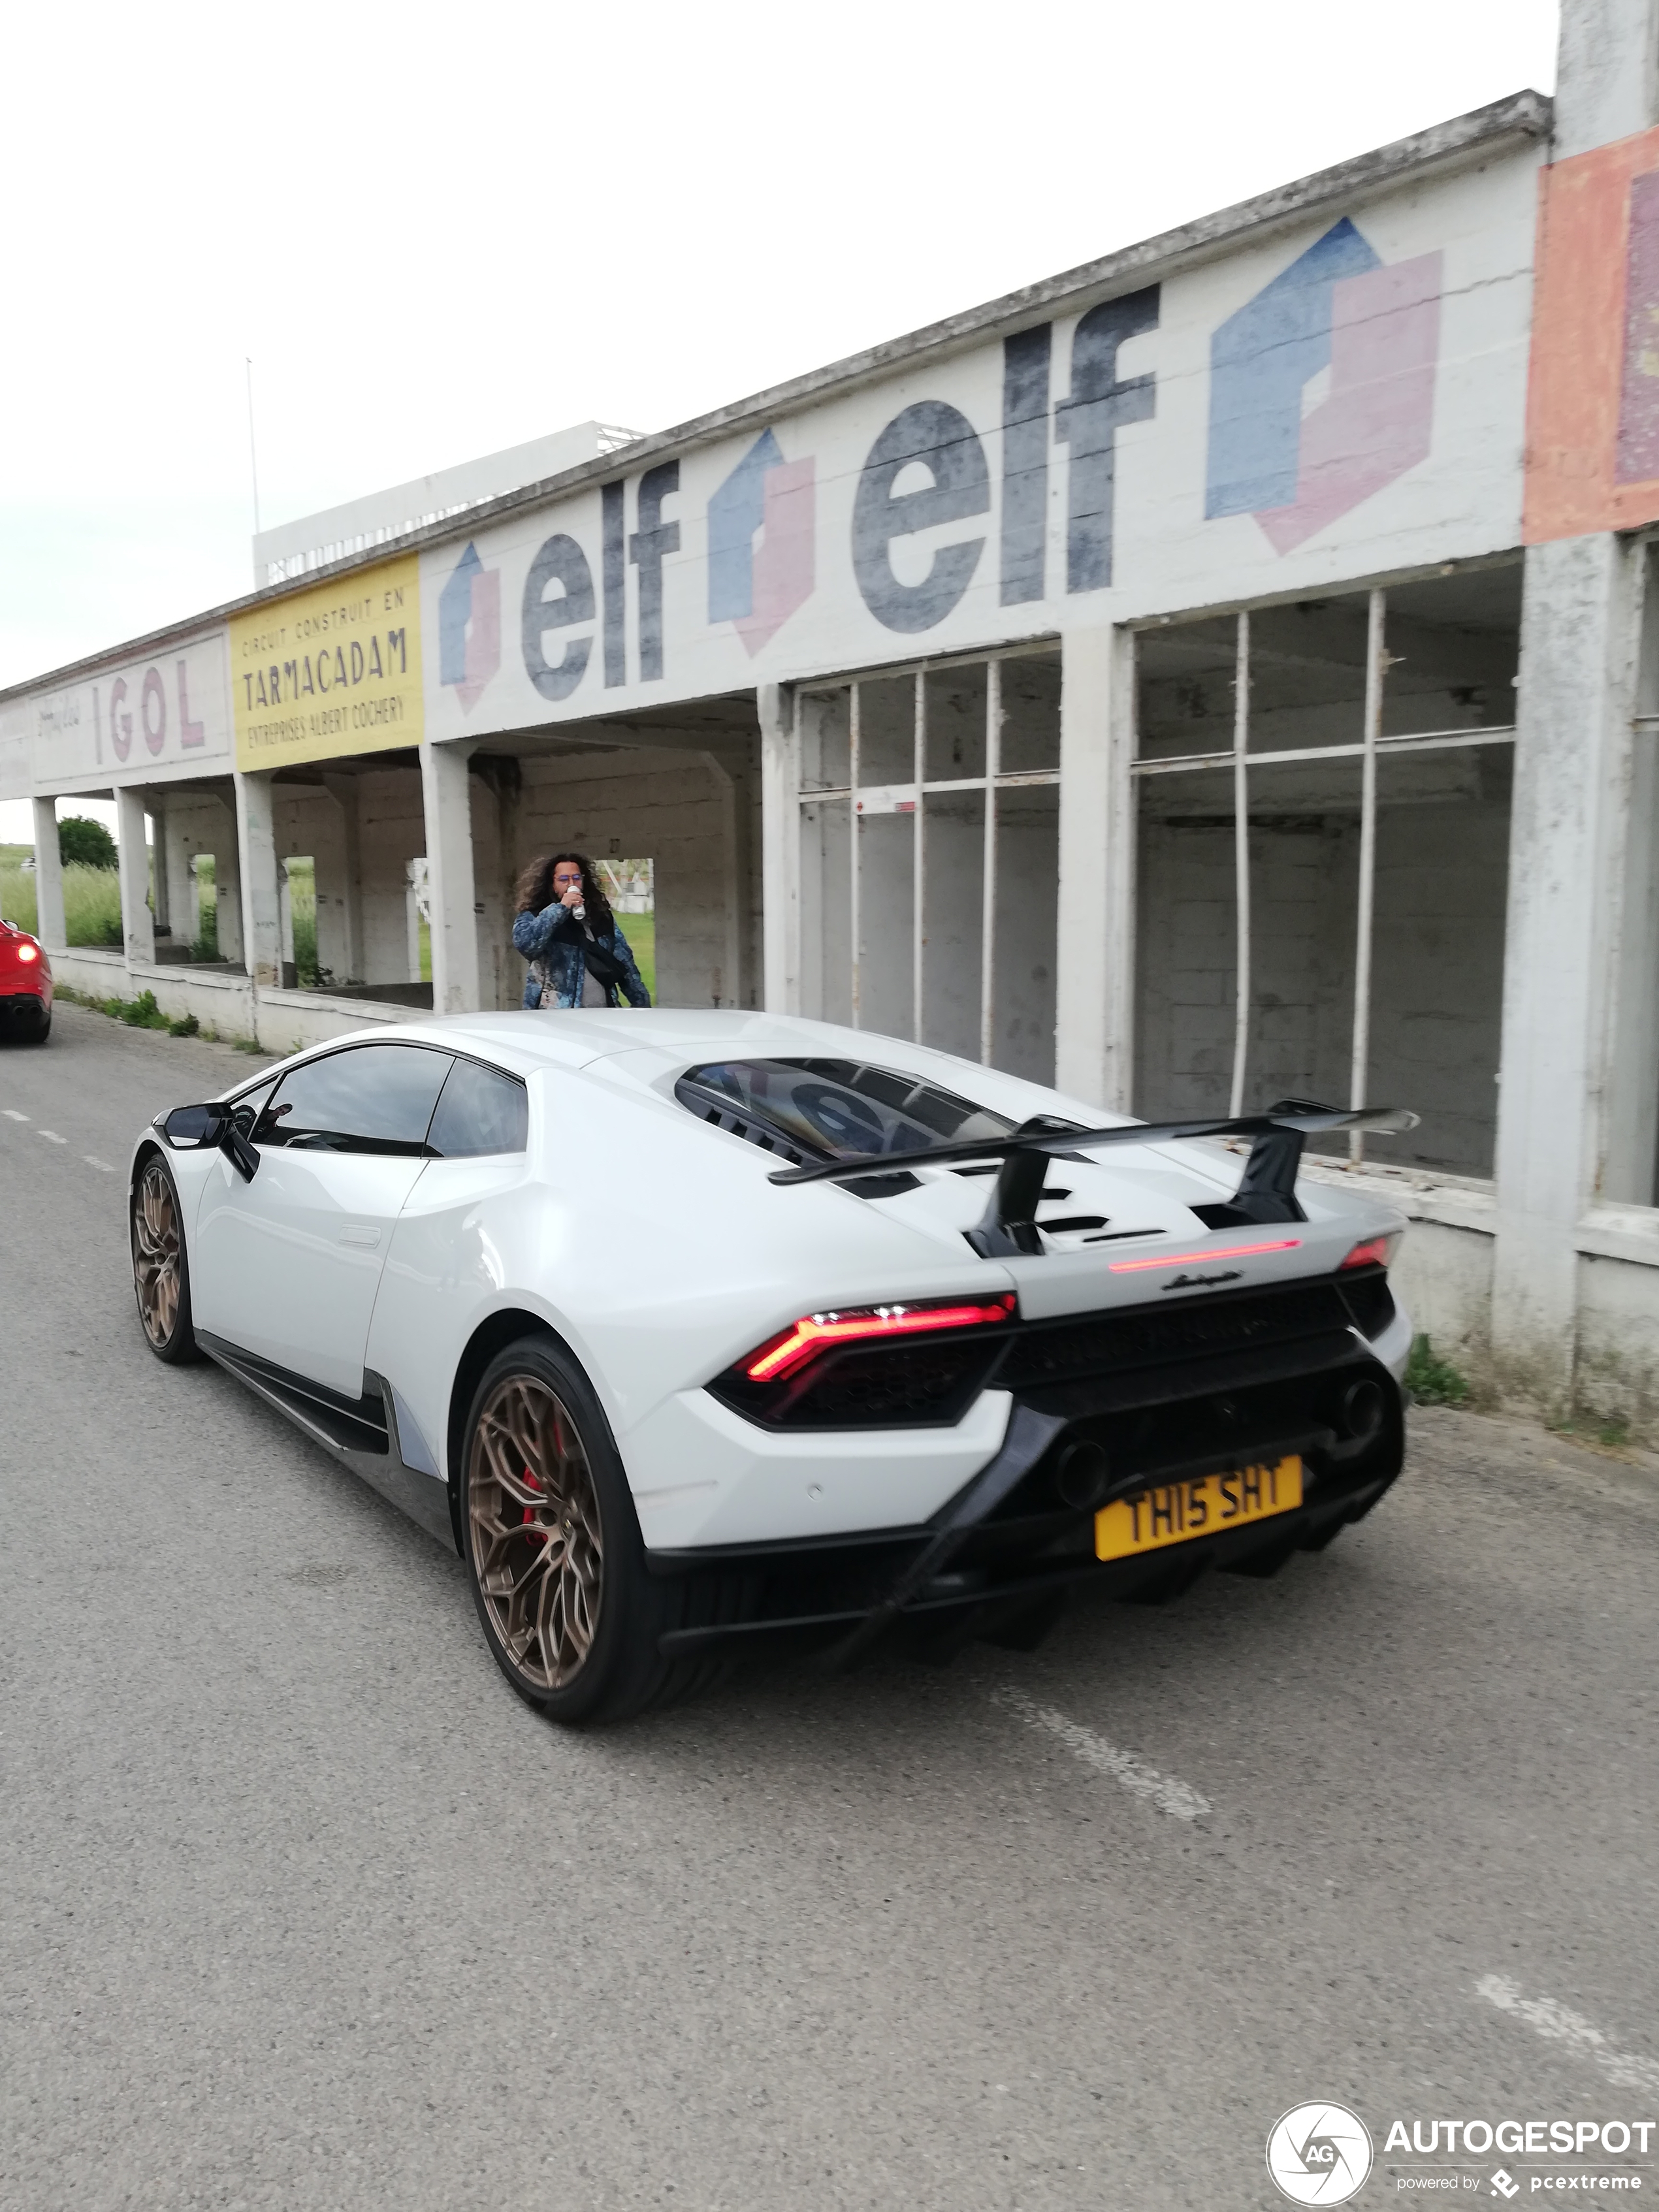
511,902 -> 652,1009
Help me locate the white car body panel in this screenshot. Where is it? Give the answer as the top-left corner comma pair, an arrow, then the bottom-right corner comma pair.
133,1008 -> 1413,1557
194,1146 -> 428,1397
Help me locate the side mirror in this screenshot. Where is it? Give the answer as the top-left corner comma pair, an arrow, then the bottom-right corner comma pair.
158,1102 -> 259,1182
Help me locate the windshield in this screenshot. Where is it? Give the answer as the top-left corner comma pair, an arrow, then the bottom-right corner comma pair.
681,1057 -> 1016,1162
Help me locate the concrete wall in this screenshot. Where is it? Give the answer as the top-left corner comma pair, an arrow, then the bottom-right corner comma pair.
508,741 -> 760,1011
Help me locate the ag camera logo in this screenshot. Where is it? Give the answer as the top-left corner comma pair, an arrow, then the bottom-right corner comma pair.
1267,2101 -> 1375,2204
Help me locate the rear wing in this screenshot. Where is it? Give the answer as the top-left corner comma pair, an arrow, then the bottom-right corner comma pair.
769,1098 -> 1418,1258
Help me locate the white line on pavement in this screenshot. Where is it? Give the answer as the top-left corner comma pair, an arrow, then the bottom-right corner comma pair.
38,1130 -> 66,1144
991,1684 -> 1212,1820
84,1157 -> 115,1172
2,1109 -> 27,1121
1476,1976 -> 1659,2094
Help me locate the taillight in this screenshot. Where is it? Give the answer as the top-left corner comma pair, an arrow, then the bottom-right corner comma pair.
1340,1234 -> 1399,1271
741,1292 -> 1017,1383
16,942 -> 39,963
1108,1238 -> 1300,1274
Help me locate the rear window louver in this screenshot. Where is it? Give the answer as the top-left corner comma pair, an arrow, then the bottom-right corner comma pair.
674,1076 -> 813,1164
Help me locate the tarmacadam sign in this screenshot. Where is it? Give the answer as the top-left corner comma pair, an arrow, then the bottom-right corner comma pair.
230,553 -> 422,771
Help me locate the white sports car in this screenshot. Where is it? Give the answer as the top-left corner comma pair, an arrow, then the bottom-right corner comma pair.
129,1012 -> 1413,1723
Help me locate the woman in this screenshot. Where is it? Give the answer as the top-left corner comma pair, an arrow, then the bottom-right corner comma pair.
513,852 -> 652,1010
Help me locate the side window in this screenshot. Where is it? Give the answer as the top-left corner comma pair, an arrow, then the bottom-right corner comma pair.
427,1057 -> 529,1158
255,1044 -> 454,1155
231,1077 -> 279,1139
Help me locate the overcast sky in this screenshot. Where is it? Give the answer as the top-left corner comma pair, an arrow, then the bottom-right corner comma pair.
1,0 -> 1558,841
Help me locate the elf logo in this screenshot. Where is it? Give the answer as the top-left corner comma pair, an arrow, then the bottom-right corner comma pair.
707,428 -> 816,656
438,542 -> 500,713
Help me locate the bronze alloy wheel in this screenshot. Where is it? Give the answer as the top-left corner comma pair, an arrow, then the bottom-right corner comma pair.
468,1374 -> 605,1691
133,1157 -> 184,1348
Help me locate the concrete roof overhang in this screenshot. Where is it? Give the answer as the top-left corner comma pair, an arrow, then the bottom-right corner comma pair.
0,88 -> 1551,709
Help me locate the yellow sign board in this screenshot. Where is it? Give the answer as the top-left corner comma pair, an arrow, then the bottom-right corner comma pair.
231,554 -> 423,770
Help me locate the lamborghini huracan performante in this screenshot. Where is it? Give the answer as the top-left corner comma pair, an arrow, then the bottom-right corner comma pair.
128,1012 -> 1414,1723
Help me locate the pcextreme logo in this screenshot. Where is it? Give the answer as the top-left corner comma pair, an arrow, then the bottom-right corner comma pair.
1206,216 -> 1443,554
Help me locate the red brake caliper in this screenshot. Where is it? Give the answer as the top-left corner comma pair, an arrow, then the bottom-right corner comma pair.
521,1468 -> 547,1544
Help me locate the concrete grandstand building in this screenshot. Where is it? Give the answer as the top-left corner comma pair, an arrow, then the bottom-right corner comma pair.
6,0 -> 1659,1424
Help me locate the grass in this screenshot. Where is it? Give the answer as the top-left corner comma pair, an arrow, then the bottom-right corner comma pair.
56,985 -> 200,1038
619,912 -> 655,997
0,859 -> 125,946
1406,1334 -> 1470,1407
282,857 -> 321,987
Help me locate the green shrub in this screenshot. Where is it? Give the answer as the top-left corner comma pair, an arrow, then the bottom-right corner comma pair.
168,1014 -> 201,1037
1406,1334 -> 1469,1407
59,816 -> 118,869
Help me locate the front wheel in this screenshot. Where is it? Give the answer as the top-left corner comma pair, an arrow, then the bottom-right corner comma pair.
461,1336 -> 735,1724
131,1152 -> 201,1362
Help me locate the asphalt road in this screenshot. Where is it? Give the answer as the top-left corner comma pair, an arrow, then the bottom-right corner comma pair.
3,1002 -> 1657,2212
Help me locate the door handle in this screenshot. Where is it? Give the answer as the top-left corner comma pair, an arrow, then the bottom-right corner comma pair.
339,1225 -> 381,1249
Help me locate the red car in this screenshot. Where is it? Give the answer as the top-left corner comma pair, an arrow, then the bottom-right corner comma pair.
0,918 -> 52,1041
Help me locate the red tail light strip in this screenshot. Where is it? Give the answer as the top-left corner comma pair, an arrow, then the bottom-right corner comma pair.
743,1294 -> 1018,1383
1340,1235 -> 1396,1270
1108,1238 -> 1302,1274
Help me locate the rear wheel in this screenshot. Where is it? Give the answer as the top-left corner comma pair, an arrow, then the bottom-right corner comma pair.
131,1152 -> 200,1362
461,1336 -> 735,1724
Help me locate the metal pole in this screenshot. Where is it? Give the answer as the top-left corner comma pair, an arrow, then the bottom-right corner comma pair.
980,660 -> 1003,1064
912,669 -> 926,1044
245,358 -> 262,540
849,683 -> 862,1029
1228,612 -> 1251,1118
1349,588 -> 1386,1164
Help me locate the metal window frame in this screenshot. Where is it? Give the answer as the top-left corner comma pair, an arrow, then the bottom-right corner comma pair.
793,646 -> 1061,1063
1135,585 -> 1518,1166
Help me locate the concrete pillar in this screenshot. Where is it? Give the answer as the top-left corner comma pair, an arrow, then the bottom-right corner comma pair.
234,769 -> 282,989
322,773 -> 365,983
759,682 -> 799,1013
114,784 -> 154,970
161,809 -> 195,953
31,795 -> 65,952
1054,622 -> 1136,1113
147,800 -> 170,939
1491,534 -> 1647,1398
213,794 -> 244,967
696,750 -> 743,1008
420,740 -> 482,1014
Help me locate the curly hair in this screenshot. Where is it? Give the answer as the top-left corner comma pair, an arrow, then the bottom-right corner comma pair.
513,850 -> 613,927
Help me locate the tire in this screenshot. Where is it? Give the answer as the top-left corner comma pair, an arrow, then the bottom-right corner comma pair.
131,1150 -> 201,1363
460,1334 -> 738,1725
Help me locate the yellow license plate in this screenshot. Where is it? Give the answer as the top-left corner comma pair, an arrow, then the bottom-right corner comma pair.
1094,1456 -> 1303,1562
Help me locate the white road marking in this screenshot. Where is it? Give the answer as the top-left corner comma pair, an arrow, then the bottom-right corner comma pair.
84,1157 -> 115,1172
992,1684 -> 1212,1820
38,1130 -> 66,1144
2,1108 -> 27,1121
1476,1975 -> 1659,2094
